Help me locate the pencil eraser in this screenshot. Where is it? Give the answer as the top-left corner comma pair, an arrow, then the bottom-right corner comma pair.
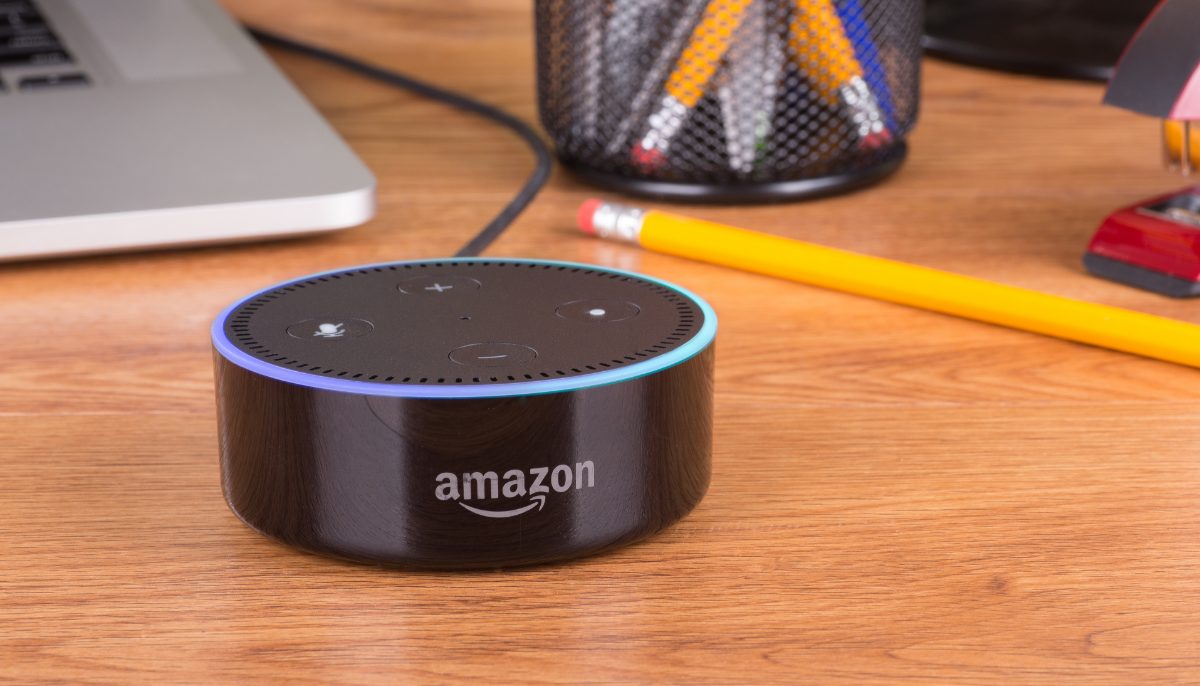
861,129 -> 894,151
630,145 -> 666,172
577,198 -> 604,235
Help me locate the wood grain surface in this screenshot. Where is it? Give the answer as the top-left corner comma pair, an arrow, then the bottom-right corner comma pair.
3,1 -> 1199,683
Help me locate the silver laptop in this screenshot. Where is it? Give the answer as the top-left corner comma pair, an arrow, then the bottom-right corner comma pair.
0,0 -> 375,261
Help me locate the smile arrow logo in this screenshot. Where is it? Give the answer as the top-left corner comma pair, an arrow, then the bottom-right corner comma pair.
459,493 -> 546,519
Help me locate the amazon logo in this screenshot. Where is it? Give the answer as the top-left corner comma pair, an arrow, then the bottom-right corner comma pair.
434,461 -> 595,518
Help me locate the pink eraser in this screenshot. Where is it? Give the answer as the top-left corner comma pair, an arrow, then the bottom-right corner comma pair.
630,145 -> 666,171
577,198 -> 604,235
861,129 -> 894,151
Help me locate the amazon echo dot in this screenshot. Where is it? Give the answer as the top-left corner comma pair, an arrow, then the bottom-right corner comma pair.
212,258 -> 716,569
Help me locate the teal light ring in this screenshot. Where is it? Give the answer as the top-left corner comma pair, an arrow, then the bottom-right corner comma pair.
211,258 -> 717,399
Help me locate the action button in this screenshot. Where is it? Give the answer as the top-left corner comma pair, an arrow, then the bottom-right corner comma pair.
286,318 -> 373,340
555,299 -> 641,323
449,342 -> 537,368
398,275 -> 481,295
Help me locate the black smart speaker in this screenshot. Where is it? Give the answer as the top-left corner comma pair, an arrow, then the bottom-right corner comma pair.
211,258 -> 717,569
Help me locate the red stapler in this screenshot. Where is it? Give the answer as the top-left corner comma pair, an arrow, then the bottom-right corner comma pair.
1084,0 -> 1200,296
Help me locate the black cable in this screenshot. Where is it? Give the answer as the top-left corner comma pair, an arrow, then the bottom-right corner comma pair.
245,26 -> 553,257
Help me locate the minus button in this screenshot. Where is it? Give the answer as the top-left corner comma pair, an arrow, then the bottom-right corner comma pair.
448,343 -> 537,368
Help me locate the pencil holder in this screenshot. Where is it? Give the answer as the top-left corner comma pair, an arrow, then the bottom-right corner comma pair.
535,0 -> 922,202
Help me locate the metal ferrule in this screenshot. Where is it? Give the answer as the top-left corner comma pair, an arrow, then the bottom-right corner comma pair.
590,201 -> 646,244
839,76 -> 887,140
638,94 -> 689,155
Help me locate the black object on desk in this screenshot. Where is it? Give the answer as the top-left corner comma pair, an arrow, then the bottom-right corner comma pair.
924,0 -> 1159,82
212,259 -> 717,569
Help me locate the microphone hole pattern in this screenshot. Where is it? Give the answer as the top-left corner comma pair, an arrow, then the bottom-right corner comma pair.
224,261 -> 704,385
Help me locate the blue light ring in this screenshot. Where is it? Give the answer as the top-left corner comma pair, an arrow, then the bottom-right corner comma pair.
211,257 -> 718,399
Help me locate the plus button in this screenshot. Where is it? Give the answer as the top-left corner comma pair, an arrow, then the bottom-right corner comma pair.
398,275 -> 481,296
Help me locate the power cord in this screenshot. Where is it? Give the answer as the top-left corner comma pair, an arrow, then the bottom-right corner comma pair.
245,26 -> 554,257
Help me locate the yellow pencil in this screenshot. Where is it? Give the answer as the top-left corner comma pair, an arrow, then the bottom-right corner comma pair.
631,0 -> 753,170
577,199 -> 1200,369
790,0 -> 890,148
1164,120 -> 1200,174
791,0 -> 859,104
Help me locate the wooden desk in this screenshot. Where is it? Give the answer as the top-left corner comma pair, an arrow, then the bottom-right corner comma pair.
3,1 -> 1198,683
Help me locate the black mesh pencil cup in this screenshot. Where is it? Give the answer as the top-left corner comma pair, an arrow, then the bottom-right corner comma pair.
535,0 -> 922,202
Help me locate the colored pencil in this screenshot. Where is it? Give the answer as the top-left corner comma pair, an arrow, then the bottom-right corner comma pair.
604,0 -> 712,157
834,0 -> 896,133
1164,120 -> 1200,174
789,0 -> 891,149
717,0 -> 785,173
571,0 -> 605,140
630,0 -> 754,170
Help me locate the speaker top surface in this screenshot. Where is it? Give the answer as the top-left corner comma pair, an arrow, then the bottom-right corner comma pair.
212,258 -> 717,398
